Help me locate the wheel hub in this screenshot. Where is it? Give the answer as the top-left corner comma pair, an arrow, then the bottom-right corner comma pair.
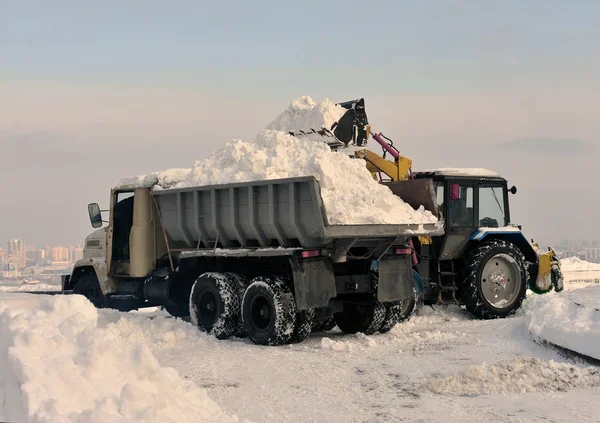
481,253 -> 521,309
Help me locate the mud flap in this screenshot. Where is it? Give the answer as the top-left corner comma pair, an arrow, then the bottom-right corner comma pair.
291,258 -> 337,310
377,256 -> 413,302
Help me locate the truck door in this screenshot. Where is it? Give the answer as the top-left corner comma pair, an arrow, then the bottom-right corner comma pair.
440,182 -> 476,260
111,191 -> 135,275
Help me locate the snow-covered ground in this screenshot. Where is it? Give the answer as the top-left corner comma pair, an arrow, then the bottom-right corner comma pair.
1,265 -> 600,422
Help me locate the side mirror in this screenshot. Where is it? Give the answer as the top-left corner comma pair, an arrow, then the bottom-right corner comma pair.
88,203 -> 103,228
509,186 -> 517,195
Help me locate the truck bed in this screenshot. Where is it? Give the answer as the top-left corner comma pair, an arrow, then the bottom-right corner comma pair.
153,176 -> 442,250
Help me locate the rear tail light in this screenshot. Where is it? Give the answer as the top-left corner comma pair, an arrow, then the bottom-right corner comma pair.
301,250 -> 321,258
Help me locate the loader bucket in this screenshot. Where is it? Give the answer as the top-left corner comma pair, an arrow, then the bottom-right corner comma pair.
333,98 -> 370,147
286,98 -> 371,148
383,179 -> 440,218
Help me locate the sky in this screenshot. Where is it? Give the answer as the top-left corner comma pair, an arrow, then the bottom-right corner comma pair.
0,0 -> 599,247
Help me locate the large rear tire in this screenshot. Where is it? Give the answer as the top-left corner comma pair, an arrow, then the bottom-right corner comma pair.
289,308 -> 315,344
73,274 -> 106,308
189,272 -> 241,340
460,240 -> 528,319
334,301 -> 386,335
242,278 -> 297,346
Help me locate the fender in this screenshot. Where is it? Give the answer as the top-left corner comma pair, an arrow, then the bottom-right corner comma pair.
70,258 -> 117,294
470,228 -> 537,263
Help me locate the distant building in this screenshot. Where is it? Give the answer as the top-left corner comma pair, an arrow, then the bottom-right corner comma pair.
584,247 -> 600,263
69,245 -> 84,263
8,239 -> 27,274
50,246 -> 70,262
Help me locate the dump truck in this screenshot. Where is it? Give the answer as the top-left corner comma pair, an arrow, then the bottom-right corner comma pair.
63,177 -> 443,345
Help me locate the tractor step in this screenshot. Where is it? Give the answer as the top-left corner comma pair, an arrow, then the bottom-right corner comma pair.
439,271 -> 457,276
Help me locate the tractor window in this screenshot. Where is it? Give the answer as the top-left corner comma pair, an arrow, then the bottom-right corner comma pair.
448,185 -> 474,226
479,186 -> 506,228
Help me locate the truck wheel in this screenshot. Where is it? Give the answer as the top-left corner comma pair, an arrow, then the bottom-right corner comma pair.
379,302 -> 401,333
189,272 -> 240,340
320,317 -> 337,332
164,303 -> 190,318
73,274 -> 106,308
226,273 -> 249,337
460,240 -> 528,319
334,301 -> 385,335
242,277 -> 296,346
289,308 -> 315,344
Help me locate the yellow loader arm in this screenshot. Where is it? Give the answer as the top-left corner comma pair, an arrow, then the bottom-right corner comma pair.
355,149 -> 413,182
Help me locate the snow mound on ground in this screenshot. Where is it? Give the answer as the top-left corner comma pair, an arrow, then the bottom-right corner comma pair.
265,96 -> 347,134
426,357 -> 600,395
172,129 -> 436,225
0,295 -> 243,423
524,286 -> 600,360
561,257 -> 600,272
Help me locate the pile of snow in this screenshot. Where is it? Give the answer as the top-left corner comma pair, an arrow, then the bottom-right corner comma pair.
0,294 -> 244,423
265,96 -> 346,134
117,97 -> 438,226
426,357 -> 600,395
560,257 -> 600,272
524,286 -> 600,360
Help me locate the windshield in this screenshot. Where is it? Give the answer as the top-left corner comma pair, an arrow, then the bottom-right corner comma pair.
478,185 -> 506,228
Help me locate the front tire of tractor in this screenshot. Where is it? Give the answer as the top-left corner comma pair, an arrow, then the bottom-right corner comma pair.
460,239 -> 528,319
73,274 -> 106,308
242,278 -> 297,346
189,272 -> 241,340
334,301 -> 386,335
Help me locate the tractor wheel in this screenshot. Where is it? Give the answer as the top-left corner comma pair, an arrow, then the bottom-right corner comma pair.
289,308 -> 315,344
189,272 -> 241,340
242,278 -> 297,346
73,274 -> 106,308
460,240 -> 528,319
334,301 -> 386,335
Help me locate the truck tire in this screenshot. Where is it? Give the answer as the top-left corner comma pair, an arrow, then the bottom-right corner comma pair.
73,274 -> 106,308
189,273 -> 240,340
314,317 -> 336,332
289,308 -> 315,344
164,303 -> 190,318
460,239 -> 528,319
226,273 -> 249,337
378,302 -> 401,333
334,301 -> 386,335
242,277 -> 296,346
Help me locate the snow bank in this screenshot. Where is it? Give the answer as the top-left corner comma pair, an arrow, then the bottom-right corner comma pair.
524,286 -> 600,360
561,257 -> 600,272
116,97 -> 437,226
426,357 -> 600,395
0,294 -> 243,423
265,96 -> 346,134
